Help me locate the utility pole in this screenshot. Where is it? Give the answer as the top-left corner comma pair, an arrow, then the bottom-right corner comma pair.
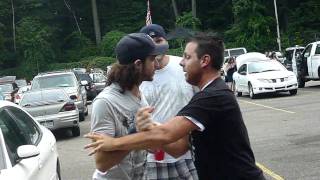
273,0 -> 281,51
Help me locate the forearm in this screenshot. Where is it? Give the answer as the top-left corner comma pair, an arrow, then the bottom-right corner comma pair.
94,150 -> 130,172
163,136 -> 189,158
113,127 -> 173,151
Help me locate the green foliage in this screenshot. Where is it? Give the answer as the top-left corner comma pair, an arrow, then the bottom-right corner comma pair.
62,31 -> 98,62
176,12 -> 201,30
100,31 -> 125,57
16,17 -> 55,75
167,48 -> 184,57
46,56 -> 116,72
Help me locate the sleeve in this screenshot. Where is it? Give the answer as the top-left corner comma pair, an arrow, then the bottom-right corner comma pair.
177,93 -> 213,128
90,98 -> 116,137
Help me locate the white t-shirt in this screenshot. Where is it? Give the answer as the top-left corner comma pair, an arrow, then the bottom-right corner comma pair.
140,55 -> 194,163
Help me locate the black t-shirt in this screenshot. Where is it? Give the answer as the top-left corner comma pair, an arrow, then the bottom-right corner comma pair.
178,78 -> 265,180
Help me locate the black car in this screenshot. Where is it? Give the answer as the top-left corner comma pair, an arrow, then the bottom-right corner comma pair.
74,72 -> 97,101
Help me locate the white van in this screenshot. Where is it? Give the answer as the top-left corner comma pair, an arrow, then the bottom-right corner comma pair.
224,47 -> 247,62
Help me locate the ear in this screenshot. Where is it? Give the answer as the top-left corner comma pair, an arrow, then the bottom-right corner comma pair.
200,54 -> 211,68
134,59 -> 143,68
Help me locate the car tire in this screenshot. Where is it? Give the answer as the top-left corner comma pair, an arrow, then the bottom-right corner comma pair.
56,159 -> 61,180
289,89 -> 298,95
248,83 -> 256,99
72,126 -> 80,137
79,112 -> 85,121
84,105 -> 88,116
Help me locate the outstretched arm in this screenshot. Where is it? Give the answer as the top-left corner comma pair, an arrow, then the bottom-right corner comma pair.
85,108 -> 197,155
94,150 -> 130,172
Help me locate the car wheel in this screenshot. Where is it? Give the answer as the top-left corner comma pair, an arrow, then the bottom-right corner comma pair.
84,105 -> 88,116
289,89 -> 298,95
234,81 -> 242,97
56,160 -> 61,180
72,126 -> 80,137
248,83 -> 256,99
79,112 -> 85,121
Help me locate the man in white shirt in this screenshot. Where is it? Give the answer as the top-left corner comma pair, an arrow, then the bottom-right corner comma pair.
139,24 -> 198,180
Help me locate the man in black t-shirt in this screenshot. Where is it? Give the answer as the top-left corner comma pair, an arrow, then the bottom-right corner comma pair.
85,34 -> 265,180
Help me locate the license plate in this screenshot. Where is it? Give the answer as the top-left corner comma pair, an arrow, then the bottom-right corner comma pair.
40,120 -> 54,128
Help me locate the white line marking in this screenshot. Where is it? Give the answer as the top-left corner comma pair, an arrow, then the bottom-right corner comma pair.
239,100 -> 295,114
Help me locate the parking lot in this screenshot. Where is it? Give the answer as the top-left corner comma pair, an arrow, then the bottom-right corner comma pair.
56,81 -> 320,180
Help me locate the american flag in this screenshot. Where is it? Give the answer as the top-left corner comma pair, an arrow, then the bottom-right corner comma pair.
146,0 -> 152,25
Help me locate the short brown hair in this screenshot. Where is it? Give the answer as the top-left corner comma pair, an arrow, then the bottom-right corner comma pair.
188,33 -> 224,70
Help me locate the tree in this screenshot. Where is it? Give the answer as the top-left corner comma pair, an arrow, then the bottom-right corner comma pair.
91,0 -> 101,45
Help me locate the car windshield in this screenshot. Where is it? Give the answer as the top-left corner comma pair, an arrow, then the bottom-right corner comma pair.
20,89 -> 68,107
248,61 -> 285,74
230,49 -> 245,57
32,74 -> 77,89
91,73 -> 105,83
0,84 -> 13,93
15,79 -> 27,87
78,73 -> 93,82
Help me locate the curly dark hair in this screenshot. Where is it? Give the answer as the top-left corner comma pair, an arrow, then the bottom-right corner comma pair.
106,62 -> 144,93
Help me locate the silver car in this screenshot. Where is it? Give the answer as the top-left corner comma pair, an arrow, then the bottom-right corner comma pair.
19,88 -> 80,137
31,71 -> 88,121
90,73 -> 107,94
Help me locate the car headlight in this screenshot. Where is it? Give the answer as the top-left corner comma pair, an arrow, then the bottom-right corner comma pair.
285,75 -> 295,81
257,79 -> 273,83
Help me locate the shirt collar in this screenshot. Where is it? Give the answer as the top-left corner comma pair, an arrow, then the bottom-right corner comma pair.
201,79 -> 214,91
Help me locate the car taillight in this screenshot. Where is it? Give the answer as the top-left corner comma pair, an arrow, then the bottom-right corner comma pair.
60,102 -> 76,112
15,94 -> 20,99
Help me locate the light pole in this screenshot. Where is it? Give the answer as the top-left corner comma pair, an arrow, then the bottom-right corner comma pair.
273,0 -> 281,51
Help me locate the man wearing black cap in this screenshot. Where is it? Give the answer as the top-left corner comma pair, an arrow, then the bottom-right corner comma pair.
139,24 -> 198,180
89,33 -> 168,180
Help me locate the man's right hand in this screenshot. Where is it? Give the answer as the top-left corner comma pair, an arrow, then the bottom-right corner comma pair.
136,106 -> 158,131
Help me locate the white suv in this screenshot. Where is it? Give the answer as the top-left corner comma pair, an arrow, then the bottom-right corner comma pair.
31,71 -> 88,121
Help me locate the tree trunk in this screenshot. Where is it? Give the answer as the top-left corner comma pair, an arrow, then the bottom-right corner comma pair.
191,0 -> 196,18
91,0 -> 101,45
171,0 -> 179,20
11,0 -> 16,52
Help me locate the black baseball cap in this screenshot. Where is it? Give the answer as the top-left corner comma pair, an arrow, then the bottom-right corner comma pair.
139,24 -> 167,39
115,33 -> 169,65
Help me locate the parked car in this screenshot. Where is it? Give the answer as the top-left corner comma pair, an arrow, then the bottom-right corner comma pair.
73,71 -> 97,101
31,71 -> 88,121
0,100 -> 60,180
233,52 -> 298,99
20,88 -> 80,137
89,73 -> 107,94
294,41 -> 320,87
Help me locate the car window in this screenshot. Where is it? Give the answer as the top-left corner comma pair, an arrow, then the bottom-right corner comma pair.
32,74 -> 77,89
238,64 -> 247,74
303,45 -> 312,58
15,80 -> 27,87
0,84 -> 13,93
248,61 -> 284,74
230,49 -> 245,57
315,44 -> 320,55
92,74 -> 106,83
0,108 -> 30,165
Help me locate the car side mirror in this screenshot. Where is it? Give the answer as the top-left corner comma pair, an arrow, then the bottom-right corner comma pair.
80,80 -> 88,86
70,95 -> 77,100
17,145 -> 40,159
239,71 -> 247,75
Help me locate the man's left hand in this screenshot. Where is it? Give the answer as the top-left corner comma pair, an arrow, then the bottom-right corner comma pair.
84,133 -> 115,155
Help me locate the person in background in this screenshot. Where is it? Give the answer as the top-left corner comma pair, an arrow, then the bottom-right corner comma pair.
89,33 -> 168,180
85,34 -> 265,180
224,56 -> 237,91
139,24 -> 198,180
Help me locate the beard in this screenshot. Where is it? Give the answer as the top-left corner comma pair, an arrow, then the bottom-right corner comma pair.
186,70 -> 202,86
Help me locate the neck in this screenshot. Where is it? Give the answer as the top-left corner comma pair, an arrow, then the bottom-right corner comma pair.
198,70 -> 220,90
157,55 -> 169,69
130,85 -> 141,98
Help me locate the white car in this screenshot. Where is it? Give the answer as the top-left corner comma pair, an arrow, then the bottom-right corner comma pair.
233,52 -> 298,99
0,100 -> 60,180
